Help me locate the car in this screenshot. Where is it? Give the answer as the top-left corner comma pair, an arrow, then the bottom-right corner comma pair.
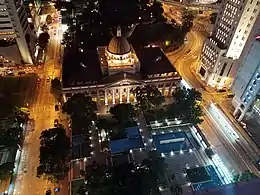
54,119 -> 59,127
55,105 -> 59,111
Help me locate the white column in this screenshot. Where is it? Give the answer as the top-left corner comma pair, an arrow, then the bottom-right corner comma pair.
119,88 -> 123,103
112,89 -> 115,104
105,90 -> 108,105
127,88 -> 130,103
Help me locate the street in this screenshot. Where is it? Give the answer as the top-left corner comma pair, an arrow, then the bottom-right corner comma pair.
166,15 -> 260,176
13,9 -> 68,195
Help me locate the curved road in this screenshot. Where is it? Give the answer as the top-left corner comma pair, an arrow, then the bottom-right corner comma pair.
167,28 -> 260,175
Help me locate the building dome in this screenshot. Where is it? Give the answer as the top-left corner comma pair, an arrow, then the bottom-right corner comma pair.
107,36 -> 131,55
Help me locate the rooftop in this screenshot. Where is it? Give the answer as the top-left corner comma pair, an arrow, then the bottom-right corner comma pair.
109,126 -> 144,154
62,46 -> 177,88
136,47 -> 176,76
62,49 -> 103,88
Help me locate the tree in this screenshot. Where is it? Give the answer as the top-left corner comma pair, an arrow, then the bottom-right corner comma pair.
0,162 -> 14,181
109,103 -> 135,123
63,94 -> 97,134
132,85 -> 165,112
62,93 -> 97,118
37,127 -> 70,182
181,10 -> 195,33
210,12 -> 218,24
168,87 -> 203,124
51,78 -> 62,99
233,170 -> 257,182
143,150 -> 167,181
0,127 -> 23,147
38,32 -> 50,48
41,24 -> 49,32
83,161 -> 160,195
46,15 -> 52,24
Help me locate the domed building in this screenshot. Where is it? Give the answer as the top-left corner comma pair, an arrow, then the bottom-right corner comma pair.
104,27 -> 140,76
62,26 -> 181,109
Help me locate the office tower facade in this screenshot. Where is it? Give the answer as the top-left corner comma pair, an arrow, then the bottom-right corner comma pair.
197,0 -> 260,89
231,12 -> 260,121
232,34 -> 260,121
0,0 -> 36,65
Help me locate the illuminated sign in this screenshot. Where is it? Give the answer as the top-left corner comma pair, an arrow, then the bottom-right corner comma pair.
160,137 -> 185,144
256,35 -> 260,40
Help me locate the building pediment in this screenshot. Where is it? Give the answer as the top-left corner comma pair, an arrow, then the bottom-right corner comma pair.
107,78 -> 143,88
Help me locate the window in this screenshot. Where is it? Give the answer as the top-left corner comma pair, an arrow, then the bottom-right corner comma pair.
0,21 -> 10,24
253,9 -> 257,13
0,27 -> 12,29
250,16 -> 254,20
220,63 -> 227,76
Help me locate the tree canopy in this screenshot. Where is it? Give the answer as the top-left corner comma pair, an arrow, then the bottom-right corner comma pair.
0,162 -> 14,182
46,15 -> 52,24
37,127 -> 70,182
181,10 -> 195,34
51,78 -> 62,99
132,85 -> 165,112
83,160 -> 162,195
38,32 -> 50,48
110,103 -> 135,123
168,87 -> 203,124
62,93 -> 97,134
62,93 -> 97,119
0,127 -> 23,147
233,170 -> 258,182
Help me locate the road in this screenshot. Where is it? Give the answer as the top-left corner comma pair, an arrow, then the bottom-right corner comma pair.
167,21 -> 260,177
13,8 -> 68,195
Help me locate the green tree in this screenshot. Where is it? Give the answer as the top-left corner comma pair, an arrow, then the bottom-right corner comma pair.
132,85 -> 165,112
41,24 -> 49,32
109,103 -> 135,123
168,87 -> 203,124
170,182 -> 183,195
38,32 -> 50,48
233,170 -> 257,182
46,15 -> 52,24
0,162 -> 14,181
37,127 -> 70,182
84,161 -> 160,195
0,127 -> 23,147
63,94 -> 97,134
51,78 -> 62,99
181,10 -> 195,33
210,12 -> 218,24
143,150 -> 167,181
62,93 -> 97,119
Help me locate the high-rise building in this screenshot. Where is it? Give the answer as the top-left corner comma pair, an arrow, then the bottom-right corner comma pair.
197,0 -> 260,89
232,32 -> 260,121
0,0 -> 36,65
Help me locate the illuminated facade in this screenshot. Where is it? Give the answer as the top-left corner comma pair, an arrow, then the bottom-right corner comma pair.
62,27 -> 181,108
0,0 -> 35,65
197,0 -> 260,89
232,33 -> 260,121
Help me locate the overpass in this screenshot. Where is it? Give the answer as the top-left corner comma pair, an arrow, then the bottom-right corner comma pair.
157,0 -> 219,11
